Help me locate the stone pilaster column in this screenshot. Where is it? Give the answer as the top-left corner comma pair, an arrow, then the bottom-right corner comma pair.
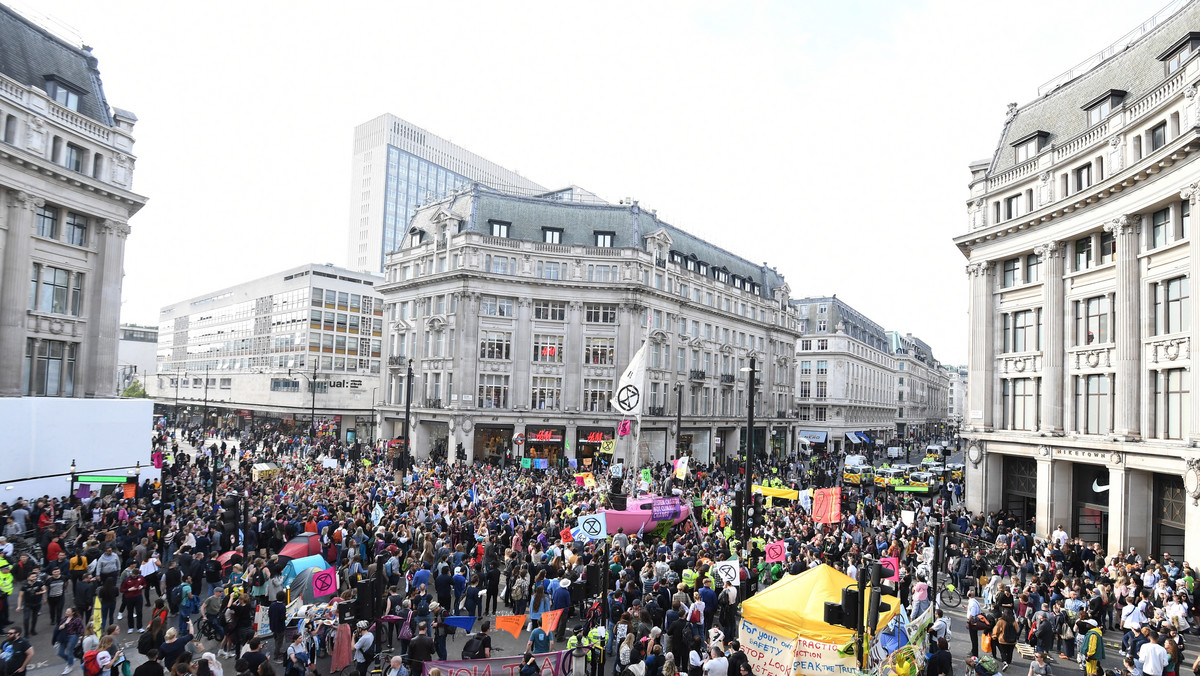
85,219 -> 130,397
0,191 -> 42,396
565,301 -> 584,409
1104,215 -> 1141,439
460,292 -> 481,409
966,261 -> 996,431
512,297 -> 532,409
1035,241 -> 1066,433
1182,183 -> 1200,444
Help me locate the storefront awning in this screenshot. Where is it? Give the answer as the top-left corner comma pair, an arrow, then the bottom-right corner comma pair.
799,430 -> 827,443
856,432 -> 872,443
845,432 -> 860,444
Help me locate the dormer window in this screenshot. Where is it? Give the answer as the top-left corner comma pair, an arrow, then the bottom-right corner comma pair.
1158,32 -> 1200,75
1011,130 -> 1049,163
44,78 -> 81,111
1082,90 -> 1126,127
489,220 -> 510,238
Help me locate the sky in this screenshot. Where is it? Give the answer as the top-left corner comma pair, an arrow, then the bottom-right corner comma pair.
18,0 -> 1170,365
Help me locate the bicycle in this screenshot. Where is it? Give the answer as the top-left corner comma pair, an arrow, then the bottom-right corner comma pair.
935,582 -> 962,608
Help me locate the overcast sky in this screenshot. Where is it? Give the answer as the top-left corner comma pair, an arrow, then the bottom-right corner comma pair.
22,0 -> 1167,365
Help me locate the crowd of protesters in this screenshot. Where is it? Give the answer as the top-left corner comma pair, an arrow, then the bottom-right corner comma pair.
0,423 -> 1191,676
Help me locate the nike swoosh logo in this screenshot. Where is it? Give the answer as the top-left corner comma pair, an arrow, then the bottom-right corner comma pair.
1093,480 -> 1110,493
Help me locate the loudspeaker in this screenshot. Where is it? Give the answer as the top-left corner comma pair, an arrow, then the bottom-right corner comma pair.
357,579 -> 375,620
585,564 -> 601,596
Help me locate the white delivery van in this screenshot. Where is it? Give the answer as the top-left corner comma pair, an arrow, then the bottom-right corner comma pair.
887,446 -> 903,459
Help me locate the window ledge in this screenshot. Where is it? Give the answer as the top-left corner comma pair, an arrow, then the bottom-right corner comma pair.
1138,237 -> 1190,259
1063,260 -> 1116,279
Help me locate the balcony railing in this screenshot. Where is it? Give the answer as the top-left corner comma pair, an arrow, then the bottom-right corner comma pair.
387,356 -> 407,367
423,398 -> 443,409
720,374 -> 735,385
648,406 -> 666,417
689,370 -> 706,381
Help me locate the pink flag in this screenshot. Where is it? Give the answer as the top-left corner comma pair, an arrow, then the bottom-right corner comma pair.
765,540 -> 787,563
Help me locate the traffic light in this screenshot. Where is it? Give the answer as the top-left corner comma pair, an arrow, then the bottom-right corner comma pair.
733,491 -> 744,526
867,562 -> 893,630
220,496 -> 240,548
456,442 -> 464,464
750,493 -> 765,529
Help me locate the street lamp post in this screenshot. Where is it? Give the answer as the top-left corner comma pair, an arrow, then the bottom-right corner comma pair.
673,382 -> 683,465
370,387 -> 379,448
68,459 -> 76,502
740,357 -> 757,549
289,361 -> 321,440
402,359 -> 414,474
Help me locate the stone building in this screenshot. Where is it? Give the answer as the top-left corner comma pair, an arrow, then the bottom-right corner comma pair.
956,0 -> 1200,559
0,5 -> 147,399
792,296 -> 897,454
377,185 -> 801,466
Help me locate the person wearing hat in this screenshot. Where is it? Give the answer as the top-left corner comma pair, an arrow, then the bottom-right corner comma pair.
551,577 -> 572,641
353,620 -> 375,676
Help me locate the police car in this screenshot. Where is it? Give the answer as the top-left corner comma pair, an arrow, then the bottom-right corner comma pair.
842,464 -> 874,485
946,463 -> 965,481
896,471 -> 940,493
874,467 -> 906,489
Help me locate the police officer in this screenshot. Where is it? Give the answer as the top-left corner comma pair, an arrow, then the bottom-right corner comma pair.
0,561 -> 12,628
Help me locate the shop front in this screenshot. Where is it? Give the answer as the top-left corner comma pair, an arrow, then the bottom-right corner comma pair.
474,425 -> 513,466
575,427 -> 613,468
1154,473 -> 1186,560
425,421 -> 449,462
526,426 -> 566,467
1073,463 -> 1110,546
680,428 -> 712,463
798,430 -> 828,454
1002,455 -> 1037,530
644,429 -> 668,464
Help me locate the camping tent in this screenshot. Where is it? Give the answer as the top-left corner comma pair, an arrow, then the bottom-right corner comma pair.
278,534 -> 320,562
289,566 -> 338,604
281,555 -> 330,586
742,563 -> 901,643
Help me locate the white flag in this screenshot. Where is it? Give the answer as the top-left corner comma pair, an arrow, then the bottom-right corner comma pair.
610,341 -> 648,416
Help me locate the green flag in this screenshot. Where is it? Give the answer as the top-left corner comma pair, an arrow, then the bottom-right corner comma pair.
641,468 -> 653,483
521,457 -> 532,469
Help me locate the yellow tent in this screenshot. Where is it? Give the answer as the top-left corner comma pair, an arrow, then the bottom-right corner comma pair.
741,563 -> 901,643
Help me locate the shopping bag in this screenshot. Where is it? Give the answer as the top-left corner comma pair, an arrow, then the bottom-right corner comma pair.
981,633 -> 993,654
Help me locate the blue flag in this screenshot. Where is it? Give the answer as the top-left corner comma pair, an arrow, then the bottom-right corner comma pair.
444,615 -> 476,632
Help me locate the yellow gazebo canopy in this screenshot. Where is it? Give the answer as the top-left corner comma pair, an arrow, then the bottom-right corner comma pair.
741,563 -> 901,644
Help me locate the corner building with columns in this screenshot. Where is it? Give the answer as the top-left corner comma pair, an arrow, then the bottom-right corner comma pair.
956,1 -> 1200,561
376,185 -> 800,467
0,5 -> 146,399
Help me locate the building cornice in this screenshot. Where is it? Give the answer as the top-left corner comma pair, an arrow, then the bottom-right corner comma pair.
956,126 -> 1200,257
0,144 -> 147,215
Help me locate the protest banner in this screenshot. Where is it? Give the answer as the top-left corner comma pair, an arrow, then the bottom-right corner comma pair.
813,487 -> 842,524
422,648 -> 573,676
493,614 -> 526,639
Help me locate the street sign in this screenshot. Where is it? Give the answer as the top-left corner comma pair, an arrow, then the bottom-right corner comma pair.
76,475 -> 134,484
513,433 -> 525,446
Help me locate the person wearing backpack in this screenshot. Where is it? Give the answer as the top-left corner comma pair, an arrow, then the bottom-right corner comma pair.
992,609 -> 1017,670
461,621 -> 492,660
353,621 -> 376,676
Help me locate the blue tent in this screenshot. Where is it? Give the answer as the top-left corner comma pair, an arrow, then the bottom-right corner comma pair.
282,555 -> 331,585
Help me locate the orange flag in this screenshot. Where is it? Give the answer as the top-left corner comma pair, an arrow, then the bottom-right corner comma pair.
541,608 -> 564,632
813,487 -> 842,524
494,614 -> 527,639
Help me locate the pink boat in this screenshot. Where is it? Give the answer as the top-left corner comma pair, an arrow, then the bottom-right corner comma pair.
601,494 -> 691,535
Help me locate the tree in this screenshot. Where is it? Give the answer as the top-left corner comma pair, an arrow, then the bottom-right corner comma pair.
121,379 -> 149,398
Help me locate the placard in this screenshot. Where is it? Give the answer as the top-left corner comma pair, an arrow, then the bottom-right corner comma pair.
651,497 -> 680,521
711,559 -> 740,587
